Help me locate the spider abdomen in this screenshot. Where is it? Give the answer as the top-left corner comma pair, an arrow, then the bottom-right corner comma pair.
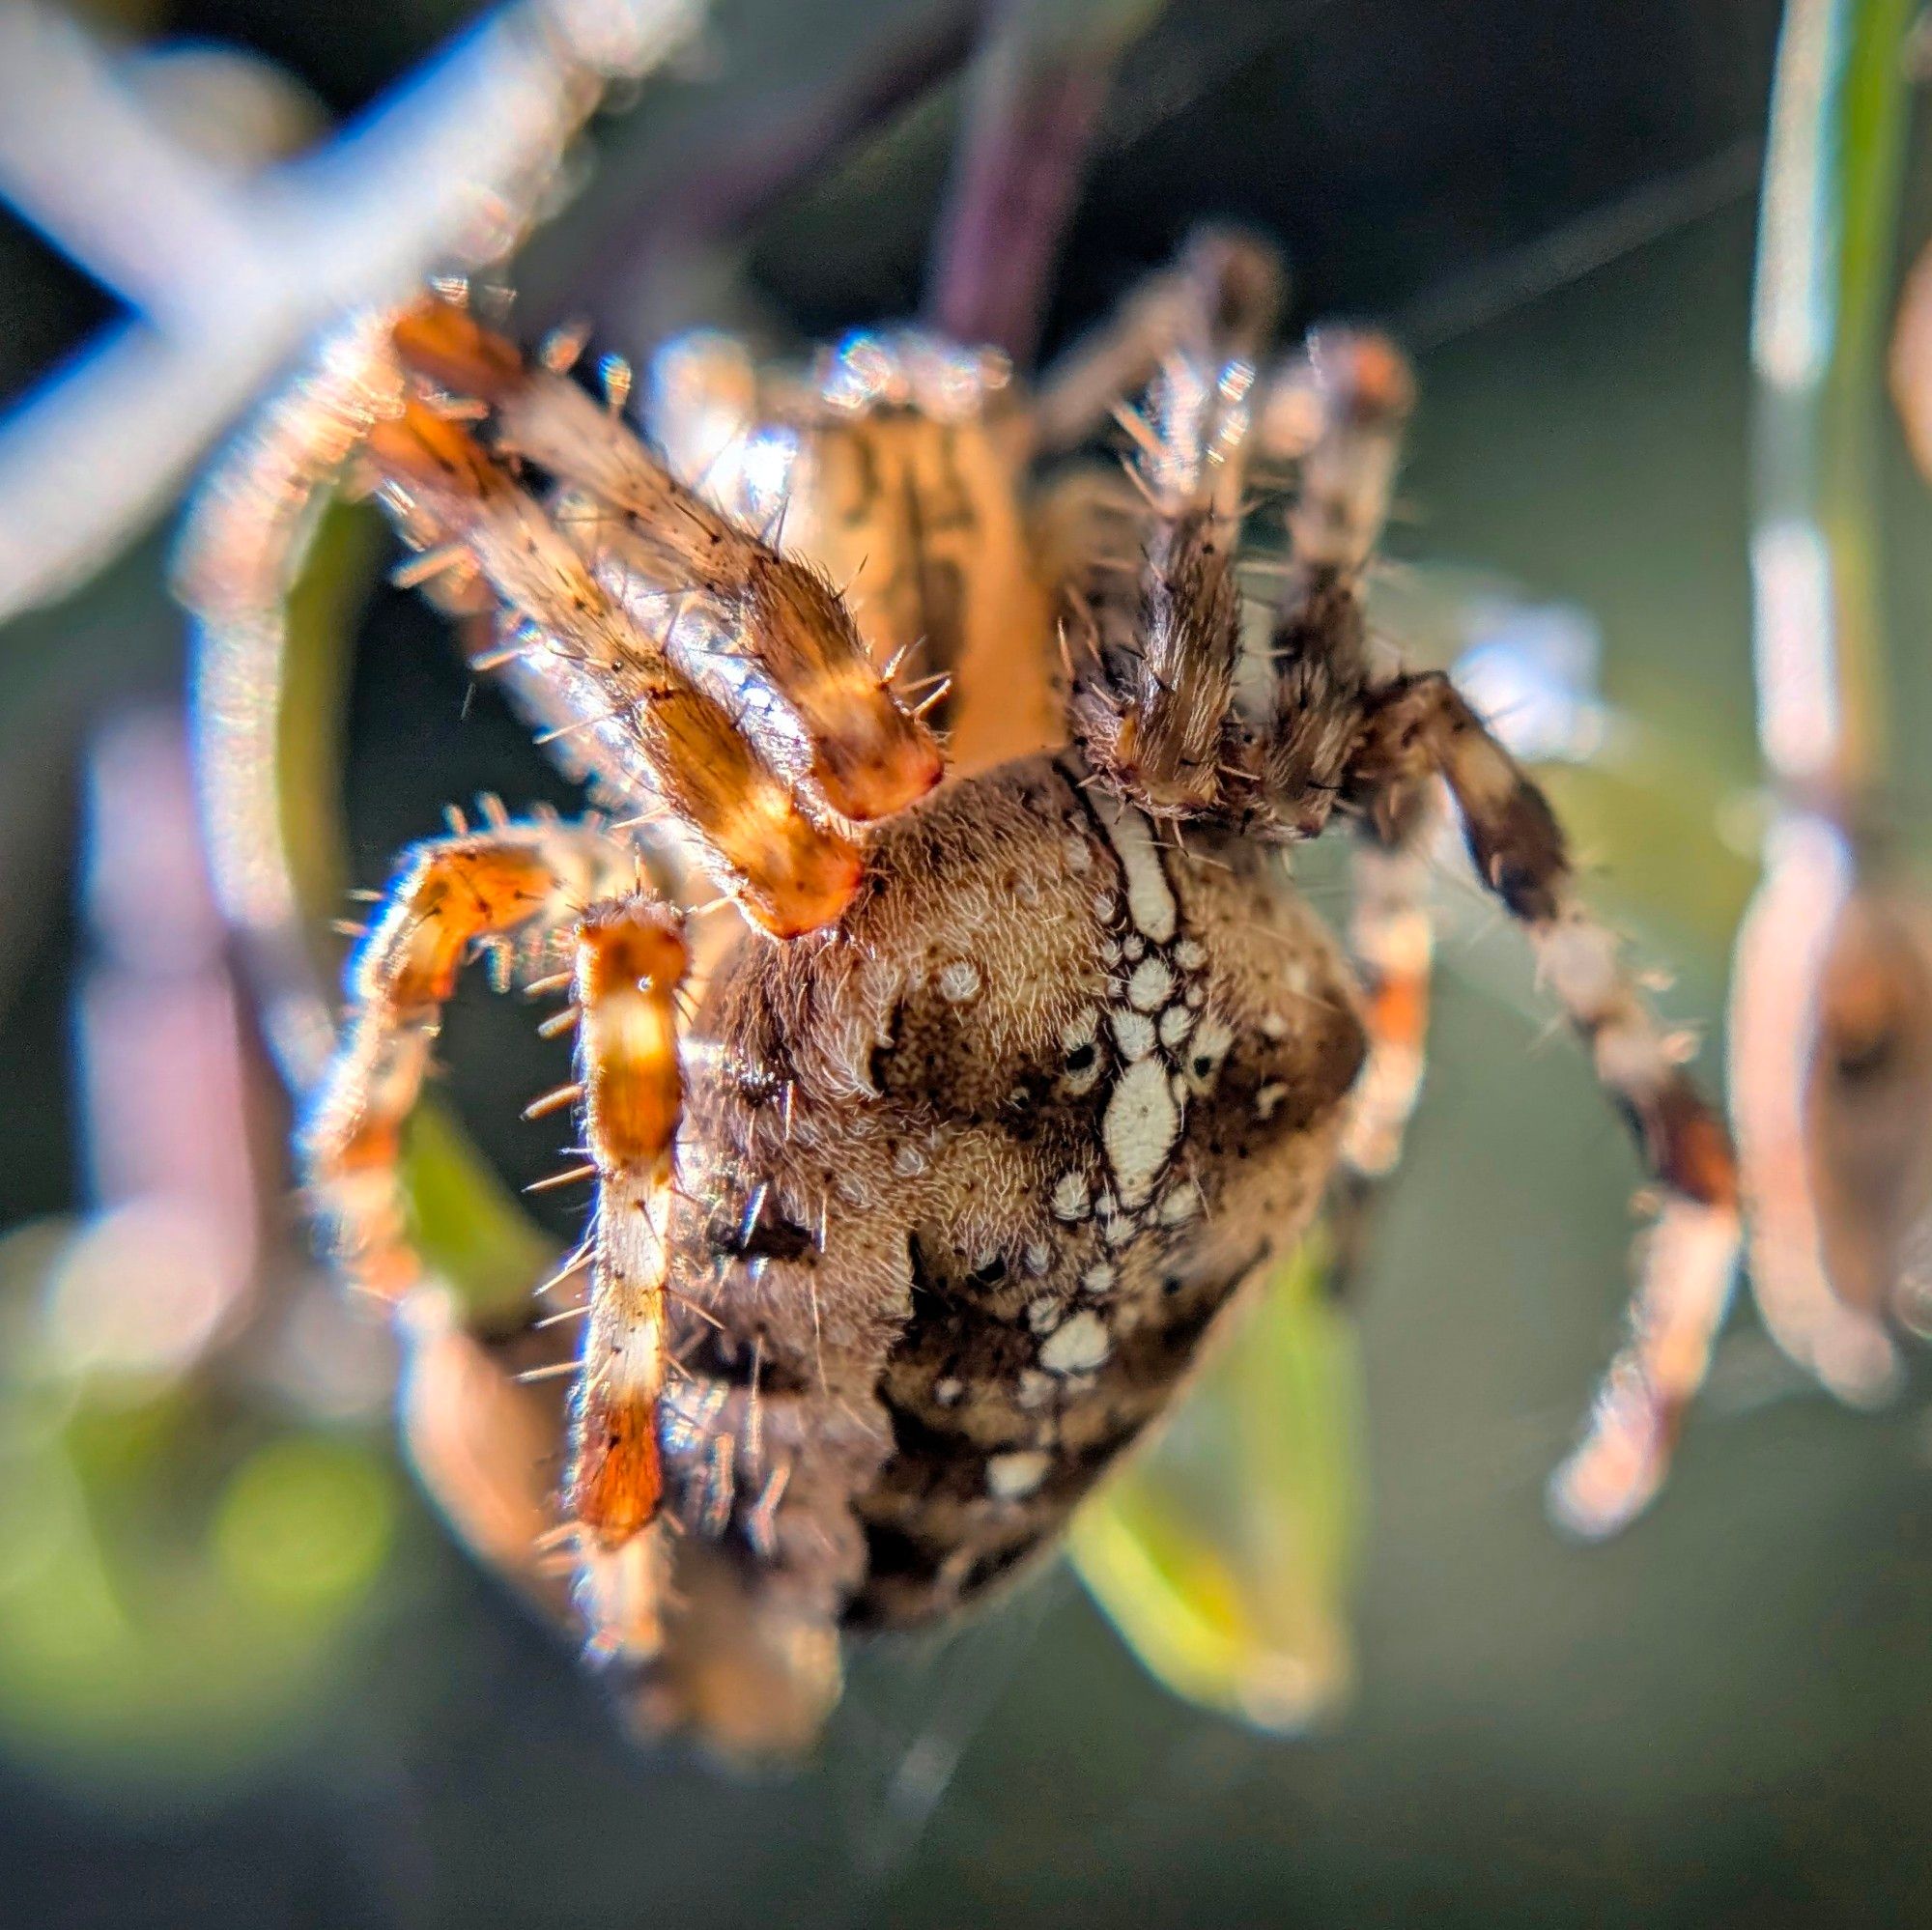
663,752 -> 1366,1633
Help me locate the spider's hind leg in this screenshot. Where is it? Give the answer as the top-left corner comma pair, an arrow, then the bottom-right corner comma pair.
1324,783 -> 1441,1291
1345,672 -> 1743,1536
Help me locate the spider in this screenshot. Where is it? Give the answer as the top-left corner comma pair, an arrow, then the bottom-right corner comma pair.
177,45 -> 1740,1766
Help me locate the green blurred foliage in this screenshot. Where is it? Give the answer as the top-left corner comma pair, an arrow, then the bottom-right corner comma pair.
1071,1240 -> 1365,1734
0,1223 -> 398,1782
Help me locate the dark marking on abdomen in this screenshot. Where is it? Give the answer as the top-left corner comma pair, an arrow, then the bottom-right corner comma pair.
846,1244 -> 1267,1630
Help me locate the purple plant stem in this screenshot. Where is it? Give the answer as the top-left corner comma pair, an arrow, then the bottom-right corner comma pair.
924,1 -> 1125,366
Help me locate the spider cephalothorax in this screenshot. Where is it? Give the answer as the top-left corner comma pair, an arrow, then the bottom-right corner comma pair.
184,211 -> 1738,1756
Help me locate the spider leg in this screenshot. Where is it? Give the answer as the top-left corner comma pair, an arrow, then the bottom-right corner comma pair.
396,1286 -> 581,1637
1248,327 -> 1435,1287
1338,788 -> 1438,1184
299,814 -> 692,1661
1033,257 -> 1203,454
1320,783 -> 1443,1291
1065,229 -> 1284,818
301,817 -> 627,1306
357,394 -> 872,937
178,315 -> 428,1091
561,895 -> 690,1662
1061,321 -> 1412,849
1256,326 -> 1415,838
383,303 -> 942,863
1034,226 -> 1285,454
1344,671 -> 1743,1537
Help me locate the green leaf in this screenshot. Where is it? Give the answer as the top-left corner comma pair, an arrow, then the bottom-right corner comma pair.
1069,1237 -> 1365,1732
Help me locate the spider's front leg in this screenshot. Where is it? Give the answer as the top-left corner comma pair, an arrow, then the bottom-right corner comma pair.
381,300 -> 942,859
302,814 -> 691,1660
1344,671 -> 1743,1536
1064,229 -> 1283,819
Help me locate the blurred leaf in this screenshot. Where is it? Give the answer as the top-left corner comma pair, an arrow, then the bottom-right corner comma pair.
401,1105 -> 554,1320
1068,1238 -> 1364,1733
0,1222 -> 399,1780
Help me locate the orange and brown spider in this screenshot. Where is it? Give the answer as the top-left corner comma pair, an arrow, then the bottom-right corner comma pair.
177,32 -> 1739,1762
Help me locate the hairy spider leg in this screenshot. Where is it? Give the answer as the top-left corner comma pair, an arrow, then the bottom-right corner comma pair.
298,815 -> 691,1660
1272,330 -> 1437,1263
1327,786 -> 1440,1286
386,300 -> 943,837
1065,230 -> 1284,819
179,314 -> 419,1092
1260,326 -> 1415,840
1236,321 -> 1740,1529
1344,672 -> 1743,1538
300,820 -> 624,1305
565,897 -> 689,1660
394,1285 -> 580,1637
359,380 -> 878,937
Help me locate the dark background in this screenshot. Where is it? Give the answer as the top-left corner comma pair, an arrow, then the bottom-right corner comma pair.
11,0 -> 1932,1924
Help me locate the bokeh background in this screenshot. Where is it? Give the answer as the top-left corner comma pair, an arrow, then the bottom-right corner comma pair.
8,0 -> 1932,1923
